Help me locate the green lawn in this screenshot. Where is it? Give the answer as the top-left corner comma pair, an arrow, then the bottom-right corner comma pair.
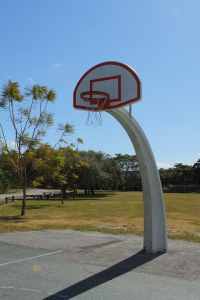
0,191 -> 199,243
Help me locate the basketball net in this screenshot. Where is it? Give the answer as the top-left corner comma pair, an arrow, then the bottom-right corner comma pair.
80,91 -> 110,126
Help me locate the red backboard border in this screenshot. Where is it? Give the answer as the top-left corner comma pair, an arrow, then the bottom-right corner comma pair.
73,61 -> 141,111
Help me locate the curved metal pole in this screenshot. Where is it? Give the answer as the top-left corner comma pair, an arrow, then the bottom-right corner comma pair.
107,107 -> 168,253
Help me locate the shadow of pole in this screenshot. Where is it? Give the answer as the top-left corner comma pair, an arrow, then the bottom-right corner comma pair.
44,250 -> 164,299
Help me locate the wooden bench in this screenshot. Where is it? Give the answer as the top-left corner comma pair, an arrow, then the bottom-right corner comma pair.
53,193 -> 62,198
5,196 -> 15,203
43,192 -> 52,199
5,194 -> 42,203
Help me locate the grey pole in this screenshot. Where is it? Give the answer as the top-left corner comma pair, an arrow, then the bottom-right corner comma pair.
107,107 -> 168,253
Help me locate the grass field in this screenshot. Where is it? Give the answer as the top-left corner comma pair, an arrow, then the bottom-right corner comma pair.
0,192 -> 199,243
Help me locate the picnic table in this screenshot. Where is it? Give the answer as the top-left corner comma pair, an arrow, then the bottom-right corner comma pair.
5,194 -> 42,203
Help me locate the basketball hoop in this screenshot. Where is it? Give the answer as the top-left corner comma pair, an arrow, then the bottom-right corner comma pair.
80,91 -> 110,126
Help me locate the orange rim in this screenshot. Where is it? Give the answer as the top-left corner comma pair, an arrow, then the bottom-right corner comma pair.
80,91 -> 110,105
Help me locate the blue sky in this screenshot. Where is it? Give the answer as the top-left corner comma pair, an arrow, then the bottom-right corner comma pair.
0,0 -> 200,168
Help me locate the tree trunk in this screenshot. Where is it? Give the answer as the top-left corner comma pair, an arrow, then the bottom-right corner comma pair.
21,165 -> 26,216
62,184 -> 67,200
60,183 -> 64,204
73,189 -> 76,199
61,184 -> 68,204
21,181 -> 26,216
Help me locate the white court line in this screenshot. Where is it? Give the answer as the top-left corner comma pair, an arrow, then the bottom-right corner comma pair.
0,250 -> 62,267
0,286 -> 41,293
0,286 -> 69,298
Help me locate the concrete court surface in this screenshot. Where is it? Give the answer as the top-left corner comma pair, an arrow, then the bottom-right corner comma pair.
0,230 -> 199,300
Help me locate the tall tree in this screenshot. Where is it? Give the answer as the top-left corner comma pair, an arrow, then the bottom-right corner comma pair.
0,149 -> 20,193
76,150 -> 108,193
60,146 -> 89,200
101,155 -> 124,190
192,159 -> 200,188
159,167 -> 175,187
0,80 -> 74,215
173,163 -> 193,185
77,151 -> 124,193
114,153 -> 141,190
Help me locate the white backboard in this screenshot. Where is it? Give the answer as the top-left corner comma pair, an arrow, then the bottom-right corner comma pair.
73,61 -> 141,111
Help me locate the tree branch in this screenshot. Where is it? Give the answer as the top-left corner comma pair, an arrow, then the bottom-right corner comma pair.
0,123 -> 9,152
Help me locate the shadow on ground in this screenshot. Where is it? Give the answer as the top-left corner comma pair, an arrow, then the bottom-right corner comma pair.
0,215 -> 25,222
26,205 -> 50,210
44,250 -> 164,300
7,193 -> 117,201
